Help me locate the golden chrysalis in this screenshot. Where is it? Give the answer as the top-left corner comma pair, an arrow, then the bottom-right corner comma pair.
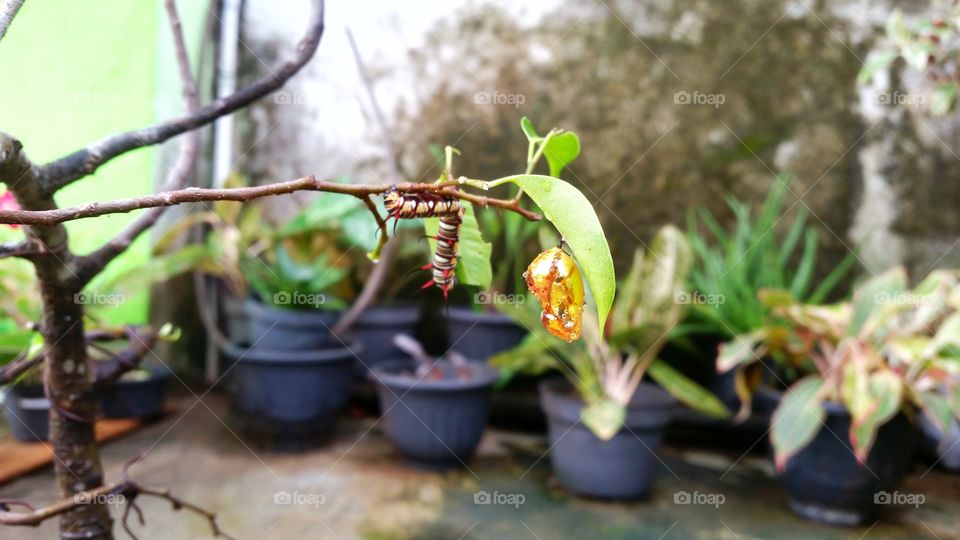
524,246 -> 585,342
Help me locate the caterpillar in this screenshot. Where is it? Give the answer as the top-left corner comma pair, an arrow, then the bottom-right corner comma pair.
383,190 -> 461,219
381,190 -> 463,298
423,208 -> 463,297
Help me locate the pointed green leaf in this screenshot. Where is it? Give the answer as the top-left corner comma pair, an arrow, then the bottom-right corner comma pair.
489,174 -> 615,332
850,371 -> 902,462
520,117 -> 540,141
648,359 -> 730,419
771,377 -> 826,469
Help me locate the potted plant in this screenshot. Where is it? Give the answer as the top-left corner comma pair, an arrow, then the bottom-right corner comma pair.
370,334 -> 498,470
279,188 -> 424,372
719,268 -> 960,525
681,175 -> 856,416
494,226 -> 730,499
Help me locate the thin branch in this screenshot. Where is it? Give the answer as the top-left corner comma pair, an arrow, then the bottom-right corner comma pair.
73,0 -> 201,286
0,351 -> 42,383
36,0 -> 326,194
0,178 -> 541,226
0,0 -> 25,43
0,482 -> 233,539
0,239 -> 45,259
360,195 -> 389,260
0,453 -> 234,538
91,326 -> 159,388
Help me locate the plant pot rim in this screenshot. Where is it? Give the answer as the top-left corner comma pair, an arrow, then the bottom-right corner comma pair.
372,359 -> 499,391
356,304 -> 420,326
107,365 -> 172,387
539,377 -> 676,429
224,341 -> 359,365
244,297 -> 342,322
445,306 -> 522,325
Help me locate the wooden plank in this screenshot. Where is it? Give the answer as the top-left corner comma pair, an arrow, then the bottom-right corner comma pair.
0,417 -> 153,485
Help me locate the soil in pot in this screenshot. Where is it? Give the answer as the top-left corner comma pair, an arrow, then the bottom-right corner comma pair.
540,378 -> 676,499
444,307 -> 526,362
99,367 -> 170,419
780,401 -> 915,526
245,298 -> 342,352
226,343 -> 355,451
372,359 -> 498,470
2,383 -> 50,442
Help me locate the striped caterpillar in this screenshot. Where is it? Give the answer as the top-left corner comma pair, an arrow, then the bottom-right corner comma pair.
383,190 -> 463,297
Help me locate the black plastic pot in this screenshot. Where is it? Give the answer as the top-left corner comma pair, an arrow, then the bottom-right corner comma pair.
99,367 -> 170,419
919,412 -> 960,471
780,401 -> 914,526
350,305 -> 420,375
226,343 -> 356,451
444,307 -> 526,362
245,299 -> 341,352
372,359 -> 498,470
2,384 -> 49,442
539,378 -> 676,499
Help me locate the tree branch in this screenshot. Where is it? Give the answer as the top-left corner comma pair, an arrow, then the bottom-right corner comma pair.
0,0 -> 25,43
0,239 -> 46,259
35,0 -> 325,194
0,178 -> 542,226
0,480 -> 234,539
72,0 -> 201,286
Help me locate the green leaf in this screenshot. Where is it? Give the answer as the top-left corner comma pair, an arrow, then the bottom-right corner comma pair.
424,202 -> 492,289
520,117 -> 540,141
850,370 -> 902,462
717,331 -> 763,373
931,83 -> 959,116
771,376 -> 826,470
921,391 -> 953,435
648,359 -> 731,419
850,268 -> 907,335
581,397 -> 626,440
490,174 -> 615,332
857,50 -> 897,85
543,132 -> 581,178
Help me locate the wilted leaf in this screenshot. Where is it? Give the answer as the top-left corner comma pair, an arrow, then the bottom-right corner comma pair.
581,397 -> 626,440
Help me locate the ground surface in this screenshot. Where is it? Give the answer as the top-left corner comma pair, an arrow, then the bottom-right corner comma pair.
1,392 -> 957,540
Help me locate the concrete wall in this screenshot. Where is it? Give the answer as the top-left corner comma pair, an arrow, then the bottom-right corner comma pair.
233,0 -> 958,282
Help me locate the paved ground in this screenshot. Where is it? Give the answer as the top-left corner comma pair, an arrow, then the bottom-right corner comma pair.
1,392 -> 957,539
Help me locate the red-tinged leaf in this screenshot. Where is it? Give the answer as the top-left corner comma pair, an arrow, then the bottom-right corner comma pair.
771,376 -> 826,471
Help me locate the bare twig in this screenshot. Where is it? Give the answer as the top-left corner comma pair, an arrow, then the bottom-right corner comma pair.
0,178 -> 541,227
0,351 -> 42,383
0,482 -> 234,540
73,0 -> 201,285
35,0 -> 326,194
0,0 -> 25,43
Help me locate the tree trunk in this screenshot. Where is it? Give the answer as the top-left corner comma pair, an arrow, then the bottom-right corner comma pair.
0,134 -> 114,539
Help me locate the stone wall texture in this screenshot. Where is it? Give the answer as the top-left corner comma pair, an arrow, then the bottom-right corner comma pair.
234,0 -> 958,282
